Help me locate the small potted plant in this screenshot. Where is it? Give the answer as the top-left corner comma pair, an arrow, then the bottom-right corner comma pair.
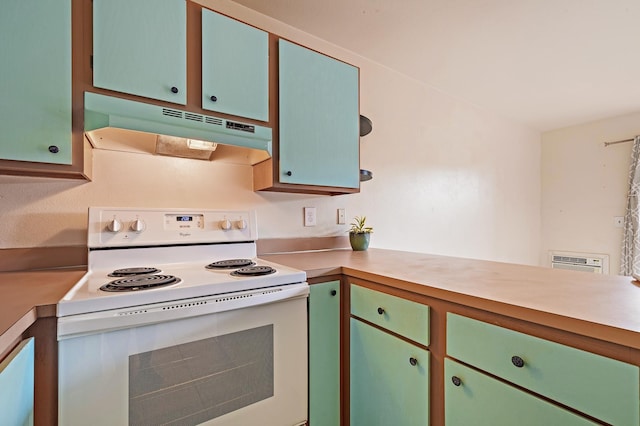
349,216 -> 373,251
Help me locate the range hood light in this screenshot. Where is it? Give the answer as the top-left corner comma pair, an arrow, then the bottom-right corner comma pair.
187,139 -> 218,151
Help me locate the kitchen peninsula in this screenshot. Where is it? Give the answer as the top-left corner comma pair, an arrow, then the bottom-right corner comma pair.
1,248 -> 639,424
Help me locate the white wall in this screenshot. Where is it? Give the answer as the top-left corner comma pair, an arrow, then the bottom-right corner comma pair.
0,0 -> 542,266
541,112 -> 638,274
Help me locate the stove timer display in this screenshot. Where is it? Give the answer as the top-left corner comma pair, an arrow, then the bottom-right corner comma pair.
165,214 -> 204,230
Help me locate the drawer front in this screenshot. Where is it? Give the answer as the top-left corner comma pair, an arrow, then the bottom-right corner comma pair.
447,313 -> 640,425
445,359 -> 596,426
351,284 -> 429,346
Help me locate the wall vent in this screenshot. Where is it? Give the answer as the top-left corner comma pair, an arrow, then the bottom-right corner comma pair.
549,251 -> 609,274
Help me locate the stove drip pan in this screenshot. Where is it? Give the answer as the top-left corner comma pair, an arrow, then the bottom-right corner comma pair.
206,259 -> 256,269
109,267 -> 161,277
231,266 -> 276,277
100,275 -> 180,292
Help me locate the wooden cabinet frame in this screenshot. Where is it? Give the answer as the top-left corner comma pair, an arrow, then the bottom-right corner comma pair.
69,0 -> 361,194
343,276 -> 640,425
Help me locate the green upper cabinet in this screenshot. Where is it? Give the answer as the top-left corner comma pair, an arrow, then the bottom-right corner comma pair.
92,0 -> 187,104
0,0 -> 72,165
278,39 -> 359,189
202,9 -> 269,122
309,281 -> 341,426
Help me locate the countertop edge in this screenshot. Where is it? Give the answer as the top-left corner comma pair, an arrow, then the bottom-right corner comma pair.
0,308 -> 38,359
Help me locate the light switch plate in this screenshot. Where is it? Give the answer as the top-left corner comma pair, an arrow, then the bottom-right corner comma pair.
304,207 -> 317,227
337,208 -> 346,225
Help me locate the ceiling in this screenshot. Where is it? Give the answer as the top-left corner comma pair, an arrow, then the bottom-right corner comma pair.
231,0 -> 640,132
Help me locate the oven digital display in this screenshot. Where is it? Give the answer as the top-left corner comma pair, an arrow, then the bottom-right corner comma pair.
165,214 -> 204,230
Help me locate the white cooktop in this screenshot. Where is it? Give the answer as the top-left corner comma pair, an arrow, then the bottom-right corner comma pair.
57,208 -> 307,317
58,257 -> 306,317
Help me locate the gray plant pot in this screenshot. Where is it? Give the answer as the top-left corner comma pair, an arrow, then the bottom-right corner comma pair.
349,232 -> 371,251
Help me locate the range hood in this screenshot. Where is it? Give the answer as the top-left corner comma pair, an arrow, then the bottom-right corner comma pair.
84,92 -> 272,164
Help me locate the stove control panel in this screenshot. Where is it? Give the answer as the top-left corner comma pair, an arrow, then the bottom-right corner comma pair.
88,208 -> 257,248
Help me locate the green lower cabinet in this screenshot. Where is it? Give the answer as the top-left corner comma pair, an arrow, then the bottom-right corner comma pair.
445,359 -> 596,425
0,338 -> 35,426
309,281 -> 341,426
350,318 -> 429,426
447,313 -> 640,425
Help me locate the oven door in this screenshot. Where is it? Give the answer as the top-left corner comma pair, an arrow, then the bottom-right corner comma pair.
58,286 -> 308,426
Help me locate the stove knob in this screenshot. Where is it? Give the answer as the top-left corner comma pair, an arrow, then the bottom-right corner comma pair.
107,218 -> 122,233
236,219 -> 247,230
130,219 -> 146,233
220,219 -> 232,231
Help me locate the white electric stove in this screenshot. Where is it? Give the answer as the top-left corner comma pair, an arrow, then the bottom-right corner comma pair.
57,207 -> 309,426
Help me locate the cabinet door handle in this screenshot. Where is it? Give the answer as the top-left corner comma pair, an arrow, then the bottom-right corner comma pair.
511,355 -> 525,368
451,376 -> 462,387
210,95 -> 217,102
285,171 -> 292,176
170,86 -> 179,94
409,357 -> 418,366
48,145 -> 59,154
330,289 -> 337,296
377,307 -> 385,315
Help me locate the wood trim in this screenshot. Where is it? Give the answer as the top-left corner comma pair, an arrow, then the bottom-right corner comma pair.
0,246 -> 87,272
257,236 -> 349,255
23,317 -> 58,426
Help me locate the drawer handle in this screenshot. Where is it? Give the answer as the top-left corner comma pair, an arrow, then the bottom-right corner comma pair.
171,86 -> 179,94
409,357 -> 418,366
451,376 -> 462,387
285,171 -> 292,176
330,289 -> 337,296
511,355 -> 525,368
210,95 -> 218,102
48,145 -> 59,154
377,307 -> 385,315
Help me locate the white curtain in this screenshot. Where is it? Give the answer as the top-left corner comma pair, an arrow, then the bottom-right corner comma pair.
620,135 -> 640,276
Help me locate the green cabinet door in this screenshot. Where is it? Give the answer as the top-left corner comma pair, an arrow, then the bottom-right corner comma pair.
202,9 -> 268,121
350,318 -> 429,426
0,0 -> 72,164
309,281 -> 341,426
0,338 -> 35,426
93,0 -> 186,104
278,40 -> 359,188
445,359 -> 596,426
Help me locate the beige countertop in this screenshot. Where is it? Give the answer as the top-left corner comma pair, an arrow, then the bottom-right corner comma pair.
0,269 -> 86,357
2,248 -> 639,357
261,248 -> 640,350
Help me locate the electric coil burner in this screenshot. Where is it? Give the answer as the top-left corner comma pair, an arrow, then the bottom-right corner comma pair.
206,258 -> 255,269
231,265 -> 277,277
108,267 -> 161,277
100,274 -> 181,292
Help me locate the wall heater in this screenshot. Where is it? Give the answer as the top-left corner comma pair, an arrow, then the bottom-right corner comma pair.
549,251 -> 609,274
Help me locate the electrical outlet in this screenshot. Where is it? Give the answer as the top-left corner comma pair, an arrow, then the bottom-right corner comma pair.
614,216 -> 624,228
337,208 -> 346,225
304,207 -> 317,227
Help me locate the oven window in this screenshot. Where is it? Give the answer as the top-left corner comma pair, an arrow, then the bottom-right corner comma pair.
128,324 -> 274,426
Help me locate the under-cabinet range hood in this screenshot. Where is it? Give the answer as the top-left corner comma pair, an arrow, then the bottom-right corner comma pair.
84,92 -> 272,164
